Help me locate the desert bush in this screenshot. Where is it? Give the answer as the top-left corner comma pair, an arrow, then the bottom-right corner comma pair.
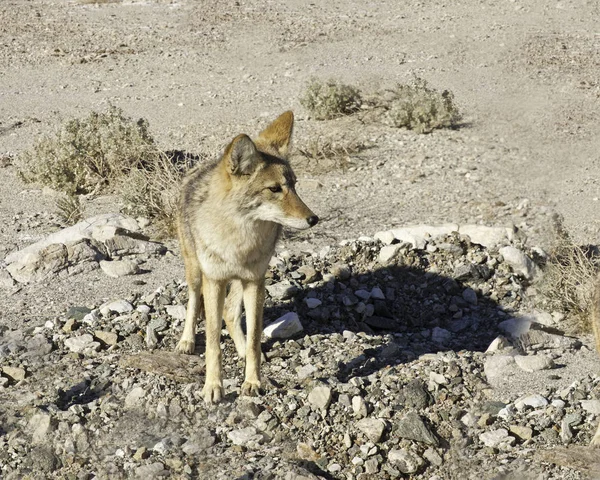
384,78 -> 461,133
300,79 -> 362,120
121,151 -> 196,237
55,194 -> 84,226
18,105 -> 157,195
538,215 -> 600,333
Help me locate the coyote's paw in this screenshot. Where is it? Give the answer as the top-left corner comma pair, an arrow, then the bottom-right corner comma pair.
241,380 -> 262,397
202,381 -> 224,404
175,339 -> 195,354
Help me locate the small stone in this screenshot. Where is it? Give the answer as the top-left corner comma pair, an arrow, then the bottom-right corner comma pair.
135,462 -> 169,478
356,418 -> 386,443
65,306 -> 92,321
509,425 -> 533,441
395,412 -> 438,446
133,447 -> 149,460
165,305 -> 186,320
29,413 -> 55,444
479,428 -> 515,448
387,448 -> 424,474
370,287 -> 385,300
64,334 -> 98,353
499,246 -> 538,280
352,395 -> 368,417
423,447 -> 443,467
266,281 -> 298,300
379,244 -> 404,263
514,354 -> 555,372
94,330 -> 118,346
99,259 -> 139,278
374,230 -> 395,245
101,299 -> 134,315
484,354 -> 516,382
514,394 -> 548,410
62,318 -> 79,333
146,325 -> 159,348
429,372 -> 447,385
305,298 -> 322,309
462,288 -> 477,305
354,289 -> 371,300
485,336 -> 510,352
227,426 -> 263,446
431,327 -> 451,345
330,263 -> 351,280
296,364 -> 318,380
264,312 -> 303,339
580,400 -> 600,415
308,385 -> 332,410
2,366 -> 26,381
125,386 -> 146,409
297,265 -> 320,284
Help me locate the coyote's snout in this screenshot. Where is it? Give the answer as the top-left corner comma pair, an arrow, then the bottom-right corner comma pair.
175,111 -> 318,403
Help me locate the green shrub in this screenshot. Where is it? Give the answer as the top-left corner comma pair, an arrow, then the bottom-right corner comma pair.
18,105 -> 157,194
300,79 -> 362,120
385,78 -> 461,133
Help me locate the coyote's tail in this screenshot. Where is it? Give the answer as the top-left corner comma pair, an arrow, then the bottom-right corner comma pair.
593,276 -> 600,354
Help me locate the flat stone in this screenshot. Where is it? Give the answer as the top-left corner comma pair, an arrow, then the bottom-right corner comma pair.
458,225 -> 512,248
370,287 -> 385,300
297,265 -> 320,284
479,428 -> 515,448
356,418 -> 386,443
308,385 -> 332,410
165,304 -> 186,320
134,462 -> 169,478
227,426 -> 263,446
514,354 -> 555,372
580,400 -> 600,415
374,230 -> 395,245
515,394 -> 548,410
100,299 -> 134,315
431,327 -> 451,345
29,413 -> 55,444
64,334 -> 98,353
99,259 -> 139,278
125,386 -> 146,409
352,395 -> 368,418
395,411 -> 438,446
509,425 -> 533,441
94,330 -> 119,346
2,366 -> 26,381
378,244 -> 404,264
305,298 -> 322,309
264,312 -> 303,339
390,224 -> 458,249
266,281 -> 298,300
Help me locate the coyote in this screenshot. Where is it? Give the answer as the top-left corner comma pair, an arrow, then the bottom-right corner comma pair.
175,111 -> 318,403
592,277 -> 600,446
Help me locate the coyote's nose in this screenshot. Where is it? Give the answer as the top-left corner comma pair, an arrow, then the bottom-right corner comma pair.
307,215 -> 319,227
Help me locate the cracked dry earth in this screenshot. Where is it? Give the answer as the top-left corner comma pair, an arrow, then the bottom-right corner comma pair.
2,1 -> 600,479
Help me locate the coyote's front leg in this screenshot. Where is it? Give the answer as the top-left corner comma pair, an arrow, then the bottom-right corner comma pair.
241,279 -> 265,396
201,276 -> 227,403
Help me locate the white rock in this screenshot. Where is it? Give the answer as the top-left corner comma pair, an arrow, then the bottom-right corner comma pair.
5,213 -> 139,265
479,428 -> 515,448
124,386 -> 146,409
29,413 -> 54,444
305,298 -> 322,309
429,372 -> 447,385
356,418 -> 385,443
374,231 -> 395,245
390,224 -> 458,250
99,259 -> 139,278
485,335 -> 510,352
165,305 -> 186,320
387,449 -> 424,474
483,354 -> 516,382
352,395 -> 368,417
378,244 -> 404,263
499,246 -> 538,280
514,394 -> 548,410
458,225 -> 513,248
64,334 -> 98,353
100,299 -> 134,315
580,400 -> 600,415
227,426 -> 263,446
308,386 -> 332,410
265,281 -> 297,300
263,312 -> 303,339
514,354 -> 555,373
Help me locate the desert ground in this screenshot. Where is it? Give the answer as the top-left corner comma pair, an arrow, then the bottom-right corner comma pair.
1,1 -> 600,479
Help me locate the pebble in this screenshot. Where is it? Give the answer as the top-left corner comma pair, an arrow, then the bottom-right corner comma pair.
64,334 -> 99,353
395,412 -> 438,446
514,394 -> 549,410
165,304 -> 186,320
99,259 -> 139,278
356,418 -> 386,443
264,312 -> 304,339
479,428 -> 515,449
387,448 -> 424,474
514,354 -> 555,372
308,385 -> 332,410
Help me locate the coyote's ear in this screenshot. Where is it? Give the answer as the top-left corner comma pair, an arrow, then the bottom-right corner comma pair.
256,111 -> 294,157
225,134 -> 259,175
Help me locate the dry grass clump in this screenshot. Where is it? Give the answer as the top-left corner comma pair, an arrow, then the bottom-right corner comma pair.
55,195 -> 84,226
538,215 -> 600,333
383,78 -> 461,134
18,106 -> 157,195
300,79 -> 362,120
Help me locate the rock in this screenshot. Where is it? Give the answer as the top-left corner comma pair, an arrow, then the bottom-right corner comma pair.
165,304 -> 186,320
64,334 -> 99,353
125,386 -> 146,409
29,413 -> 55,444
99,259 -> 139,278
389,224 -> 458,249
133,447 -> 149,460
498,317 -> 532,337
100,299 -> 134,315
352,395 -> 369,417
356,418 -> 386,443
62,318 -> 79,333
509,425 -> 533,441
23,334 -> 53,358
5,214 -> 138,265
2,366 -> 26,381
458,225 -> 513,248
146,325 -> 159,348
580,400 -> 600,415
181,428 -> 215,454
330,263 -> 351,280
94,330 -> 119,346
305,298 -> 322,309
395,412 -> 438,446
308,385 -> 332,410
103,235 -> 165,257
264,312 -> 303,339
0,268 -> 15,288
484,354 -> 516,383
374,230 -> 395,245
135,462 -> 169,478
297,265 -> 320,284
227,426 -> 263,446
266,281 -> 298,300
119,352 -> 204,382
515,394 -> 548,410
65,306 -> 92,321
398,380 -> 432,410
485,336 -> 510,352
431,327 -> 451,345
479,428 -> 515,449
514,354 -> 555,372
370,287 -> 385,300
388,448 -> 424,474
462,288 -> 478,305
499,246 -> 538,280
518,329 -> 581,350
378,244 -> 406,264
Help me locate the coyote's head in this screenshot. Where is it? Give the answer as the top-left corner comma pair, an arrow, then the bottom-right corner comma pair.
221,111 -> 318,230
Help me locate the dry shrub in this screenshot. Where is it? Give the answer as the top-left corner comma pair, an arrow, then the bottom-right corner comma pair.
296,137 -> 368,172
538,215 -> 600,333
55,195 -> 84,226
300,79 -> 362,120
18,105 -> 157,195
383,78 -> 461,134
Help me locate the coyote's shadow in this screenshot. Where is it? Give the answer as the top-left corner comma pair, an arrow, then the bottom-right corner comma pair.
262,260 -> 507,382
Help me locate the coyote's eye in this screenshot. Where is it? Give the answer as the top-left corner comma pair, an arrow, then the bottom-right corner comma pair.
268,185 -> 282,193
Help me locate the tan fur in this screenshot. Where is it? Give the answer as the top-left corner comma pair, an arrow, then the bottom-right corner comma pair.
174,111 -> 318,403
591,276 -> 600,446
